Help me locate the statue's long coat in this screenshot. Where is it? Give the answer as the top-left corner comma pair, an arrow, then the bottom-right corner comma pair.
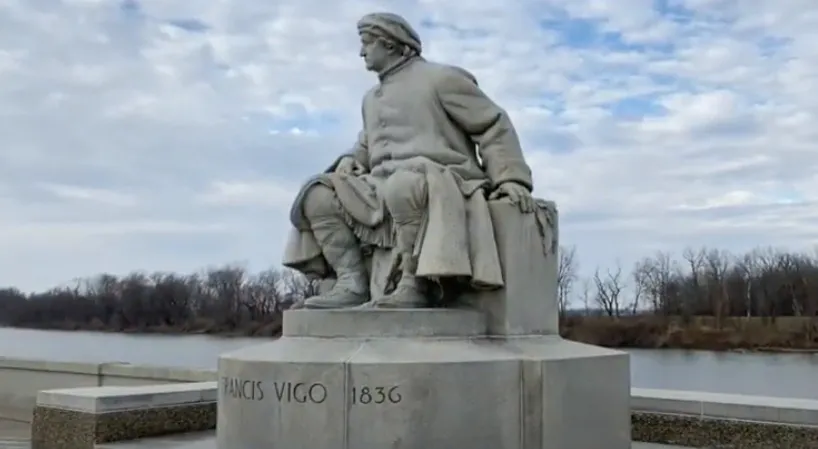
282,56 -> 534,290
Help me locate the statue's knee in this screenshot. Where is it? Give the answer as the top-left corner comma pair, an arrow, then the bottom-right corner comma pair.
383,171 -> 427,217
302,184 -> 338,219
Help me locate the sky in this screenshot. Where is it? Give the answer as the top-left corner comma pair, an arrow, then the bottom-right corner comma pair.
1,0 -> 817,293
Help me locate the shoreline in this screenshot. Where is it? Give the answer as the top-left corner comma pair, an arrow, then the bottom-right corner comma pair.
4,315 -> 818,353
561,315 -> 818,353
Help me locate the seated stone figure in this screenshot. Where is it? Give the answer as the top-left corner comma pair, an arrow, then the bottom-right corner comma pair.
283,12 -> 552,309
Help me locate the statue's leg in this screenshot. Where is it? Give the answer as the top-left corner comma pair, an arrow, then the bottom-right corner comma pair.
373,170 -> 428,308
300,184 -> 369,309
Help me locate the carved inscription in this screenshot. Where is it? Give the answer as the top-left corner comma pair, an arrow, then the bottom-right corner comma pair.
350,385 -> 402,405
221,377 -> 264,401
220,377 -> 327,404
220,377 -> 403,406
274,381 -> 327,404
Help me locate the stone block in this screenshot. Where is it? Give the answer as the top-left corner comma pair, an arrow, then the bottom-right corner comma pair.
282,308 -> 486,338
631,388 -> 818,447
30,383 -> 217,449
631,413 -> 818,448
467,199 -> 559,336
512,338 -> 631,449
216,309 -> 630,449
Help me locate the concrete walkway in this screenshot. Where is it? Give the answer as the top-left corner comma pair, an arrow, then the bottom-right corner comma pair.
0,406 -> 30,448
1,413 -> 696,449
0,419 -> 28,441
97,432 -> 696,448
0,423 -> 695,449
0,427 -> 699,448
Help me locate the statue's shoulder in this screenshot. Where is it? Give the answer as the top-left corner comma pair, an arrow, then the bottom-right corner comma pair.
361,84 -> 379,101
359,84 -> 381,112
420,60 -> 479,88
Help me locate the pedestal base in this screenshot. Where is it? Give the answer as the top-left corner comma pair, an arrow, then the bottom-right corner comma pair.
217,310 -> 630,449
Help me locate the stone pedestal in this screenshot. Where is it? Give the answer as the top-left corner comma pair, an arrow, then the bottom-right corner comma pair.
216,309 -> 630,449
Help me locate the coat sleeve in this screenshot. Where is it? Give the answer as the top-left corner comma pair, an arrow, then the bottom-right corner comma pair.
325,104 -> 371,173
434,66 -> 533,191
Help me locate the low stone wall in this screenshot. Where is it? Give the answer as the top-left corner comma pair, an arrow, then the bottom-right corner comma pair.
32,382 -> 217,449
632,387 -> 818,448
6,356 -> 818,448
0,357 -> 216,422
28,382 -> 818,448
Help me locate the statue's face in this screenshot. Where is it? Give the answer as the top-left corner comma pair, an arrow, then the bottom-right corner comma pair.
359,32 -> 391,72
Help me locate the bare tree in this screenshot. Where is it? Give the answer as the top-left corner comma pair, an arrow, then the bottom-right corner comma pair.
702,248 -> 731,328
579,277 -> 593,316
593,264 -> 625,317
281,269 -> 321,308
4,243 -> 818,337
557,245 -> 578,318
680,247 -> 706,320
752,247 -> 782,322
632,251 -> 677,314
630,271 -> 644,315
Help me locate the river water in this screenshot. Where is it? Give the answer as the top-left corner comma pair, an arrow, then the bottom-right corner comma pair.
1,327 -> 816,400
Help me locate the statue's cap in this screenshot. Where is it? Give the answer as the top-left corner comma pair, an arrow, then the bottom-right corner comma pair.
357,12 -> 422,55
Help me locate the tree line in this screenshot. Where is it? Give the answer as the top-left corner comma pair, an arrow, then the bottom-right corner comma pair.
0,245 -> 816,335
0,266 -> 320,335
558,246 -> 818,325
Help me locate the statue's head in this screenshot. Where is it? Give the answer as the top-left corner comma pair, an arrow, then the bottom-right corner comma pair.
357,13 -> 422,73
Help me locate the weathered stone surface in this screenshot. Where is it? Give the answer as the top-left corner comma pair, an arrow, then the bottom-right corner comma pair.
632,412 -> 818,448
36,383 -> 216,414
219,11 -> 625,449
217,311 -> 630,449
465,200 -> 559,336
631,388 -> 818,448
283,11 -> 545,311
30,383 -> 217,449
31,403 -> 215,449
282,308 -> 486,338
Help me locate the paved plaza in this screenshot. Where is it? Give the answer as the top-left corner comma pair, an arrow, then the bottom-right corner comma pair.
0,423 -> 698,449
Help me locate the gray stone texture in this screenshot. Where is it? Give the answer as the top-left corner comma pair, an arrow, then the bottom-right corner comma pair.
219,11 -> 630,449
30,403 -> 215,449
633,412 -> 818,448
466,200 -> 559,335
282,12 -> 548,311
282,309 -> 486,338
92,431 -> 698,449
217,310 -> 630,449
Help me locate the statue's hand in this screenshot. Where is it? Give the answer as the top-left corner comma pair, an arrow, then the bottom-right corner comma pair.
489,181 -> 536,213
335,156 -> 366,176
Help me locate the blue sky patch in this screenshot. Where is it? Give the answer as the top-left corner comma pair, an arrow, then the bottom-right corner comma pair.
608,96 -> 664,119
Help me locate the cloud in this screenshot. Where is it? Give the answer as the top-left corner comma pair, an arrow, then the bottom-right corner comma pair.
196,180 -> 295,208
1,0 -> 818,293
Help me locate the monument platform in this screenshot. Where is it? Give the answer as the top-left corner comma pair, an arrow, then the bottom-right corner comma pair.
217,309 -> 630,449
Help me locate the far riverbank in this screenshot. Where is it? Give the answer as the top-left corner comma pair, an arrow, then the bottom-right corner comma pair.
5,315 -> 818,353
562,315 -> 818,353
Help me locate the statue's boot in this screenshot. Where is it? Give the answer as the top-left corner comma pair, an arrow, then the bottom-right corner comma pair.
365,252 -> 426,309
303,225 -> 369,309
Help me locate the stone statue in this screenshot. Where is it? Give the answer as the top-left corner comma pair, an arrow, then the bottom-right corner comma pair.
283,12 -> 549,310
219,14 -> 628,449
